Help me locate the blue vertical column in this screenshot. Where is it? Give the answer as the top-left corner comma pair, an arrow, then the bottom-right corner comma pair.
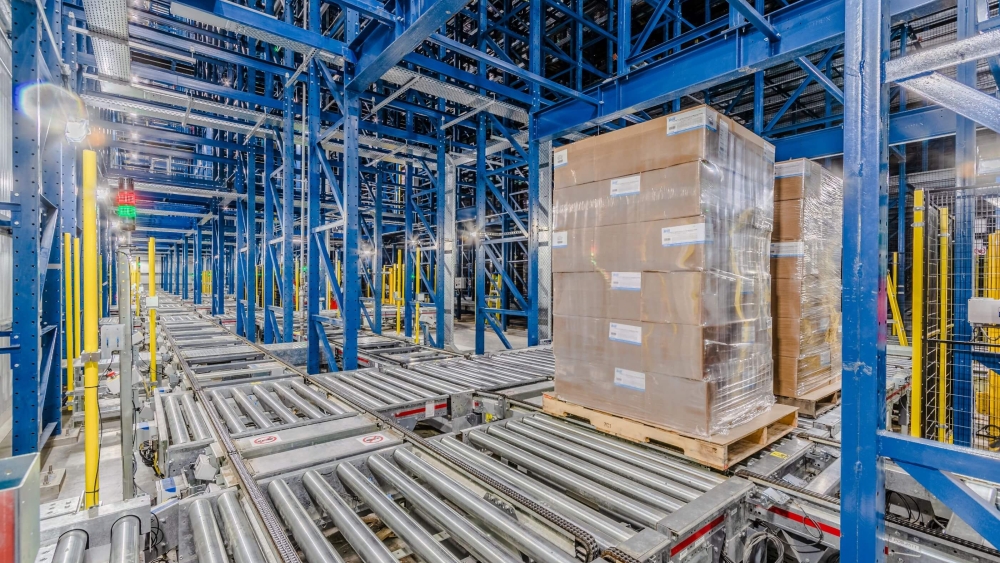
39,0 -> 65,439
953,0 -> 976,446
342,89 -> 361,370
526,0 -> 542,347
373,167 -> 383,335
183,235 -> 189,300
281,77 -> 295,343
474,113 -> 487,354
195,226 -> 202,304
434,136 -> 446,347
174,245 -> 180,295
840,0 -> 889,554
236,164 -> 246,336
404,164 -> 414,338
263,139 -> 276,343
12,0 -> 47,453
246,149 -> 257,342
306,56 -> 322,373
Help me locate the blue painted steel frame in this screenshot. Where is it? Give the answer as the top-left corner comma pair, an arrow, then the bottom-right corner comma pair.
11,0 -> 65,453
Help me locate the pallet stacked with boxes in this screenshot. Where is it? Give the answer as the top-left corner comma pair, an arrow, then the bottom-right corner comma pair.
771,159 -> 843,401
550,105 -> 777,438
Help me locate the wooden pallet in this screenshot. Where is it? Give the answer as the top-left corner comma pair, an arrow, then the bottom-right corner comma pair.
776,380 -> 842,418
541,394 -> 798,470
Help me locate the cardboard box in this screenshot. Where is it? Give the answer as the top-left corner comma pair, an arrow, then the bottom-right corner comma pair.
637,161 -> 722,223
553,178 -> 637,230
641,271 -> 764,326
552,139 -> 596,190
553,272 -> 642,321
553,161 -> 725,230
774,347 -> 833,397
773,278 -> 827,319
552,223 -> 641,273
774,314 -> 833,358
552,106 -> 775,190
553,315 -> 645,374
554,359 -> 720,437
641,216 -> 710,272
773,200 -> 804,241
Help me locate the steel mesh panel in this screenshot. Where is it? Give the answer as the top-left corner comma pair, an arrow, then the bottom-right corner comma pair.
82,0 -> 132,82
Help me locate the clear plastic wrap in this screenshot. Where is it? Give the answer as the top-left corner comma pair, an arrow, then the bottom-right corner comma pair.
771,159 -> 843,397
551,105 -> 776,437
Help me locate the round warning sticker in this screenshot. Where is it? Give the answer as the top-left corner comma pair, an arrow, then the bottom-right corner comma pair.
358,434 -> 386,445
251,434 -> 281,446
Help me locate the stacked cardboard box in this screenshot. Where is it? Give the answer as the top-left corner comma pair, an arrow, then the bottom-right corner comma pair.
552,106 -> 776,437
771,159 -> 843,397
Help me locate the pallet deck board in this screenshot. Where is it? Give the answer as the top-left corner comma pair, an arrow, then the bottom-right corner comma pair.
776,380 -> 842,418
541,394 -> 798,470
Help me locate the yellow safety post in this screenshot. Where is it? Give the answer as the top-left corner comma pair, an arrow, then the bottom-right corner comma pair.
395,250 -> 402,334
73,237 -> 81,358
887,274 -> 908,347
938,208 -> 949,442
892,252 -> 898,337
63,233 -> 74,410
414,247 -> 421,345
82,150 -> 100,508
911,189 -> 925,438
148,238 -> 157,384
986,233 -> 1000,425
294,259 -> 300,312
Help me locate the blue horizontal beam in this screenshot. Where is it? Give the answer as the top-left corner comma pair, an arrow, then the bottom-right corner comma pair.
169,0 -> 349,59
771,105 -> 956,160
880,432 -> 1000,490
349,0 -> 475,91
534,0 -> 951,139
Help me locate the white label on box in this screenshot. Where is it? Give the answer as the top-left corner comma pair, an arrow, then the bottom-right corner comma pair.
609,322 -> 642,345
552,231 -> 568,248
771,241 -> 805,257
614,367 -> 646,391
611,272 -> 641,291
667,107 -> 717,136
775,160 -> 806,178
553,149 -> 569,168
610,175 -> 641,197
820,350 -> 831,367
661,223 -> 706,247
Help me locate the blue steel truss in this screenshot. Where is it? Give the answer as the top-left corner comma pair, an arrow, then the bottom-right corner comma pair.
26,0 -> 1000,551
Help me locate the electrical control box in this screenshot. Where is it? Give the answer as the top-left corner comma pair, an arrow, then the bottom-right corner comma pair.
968,298 -> 1000,325
100,323 -> 125,360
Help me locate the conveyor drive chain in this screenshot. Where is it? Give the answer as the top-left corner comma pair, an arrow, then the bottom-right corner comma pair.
884,513 -> 1000,558
737,468 -> 1000,560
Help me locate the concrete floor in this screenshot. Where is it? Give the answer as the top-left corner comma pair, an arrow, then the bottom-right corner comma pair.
451,320 -> 529,352
31,413 -> 159,505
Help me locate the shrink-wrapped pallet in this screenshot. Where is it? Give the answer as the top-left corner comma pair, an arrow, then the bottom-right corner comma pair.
551,106 -> 776,437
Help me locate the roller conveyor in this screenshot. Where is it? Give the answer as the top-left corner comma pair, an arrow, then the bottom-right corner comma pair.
177,488 -> 274,563
258,430 -> 750,563
203,376 -> 353,438
153,390 -> 217,477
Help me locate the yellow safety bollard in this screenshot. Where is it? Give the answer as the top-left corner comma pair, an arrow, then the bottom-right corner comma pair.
148,238 -> 157,384
63,233 -> 74,410
82,150 -> 100,508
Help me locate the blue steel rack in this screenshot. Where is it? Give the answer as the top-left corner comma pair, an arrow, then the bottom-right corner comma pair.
12,0 -> 1000,551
